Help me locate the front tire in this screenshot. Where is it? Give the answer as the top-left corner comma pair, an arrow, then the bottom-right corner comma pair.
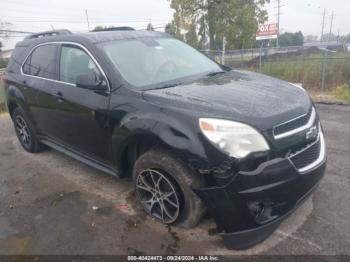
133,148 -> 206,228
13,108 -> 46,153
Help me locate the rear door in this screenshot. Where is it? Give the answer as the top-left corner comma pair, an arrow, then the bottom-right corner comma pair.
21,43 -> 59,133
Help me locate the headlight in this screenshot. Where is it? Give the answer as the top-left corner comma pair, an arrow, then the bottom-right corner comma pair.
289,82 -> 306,92
199,118 -> 270,159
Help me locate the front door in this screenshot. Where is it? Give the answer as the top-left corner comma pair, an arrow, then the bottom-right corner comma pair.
39,43 -> 112,164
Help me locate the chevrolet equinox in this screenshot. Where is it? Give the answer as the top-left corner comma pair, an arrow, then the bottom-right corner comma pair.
4,28 -> 326,250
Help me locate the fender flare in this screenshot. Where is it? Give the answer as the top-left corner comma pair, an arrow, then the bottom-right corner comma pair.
111,112 -> 209,174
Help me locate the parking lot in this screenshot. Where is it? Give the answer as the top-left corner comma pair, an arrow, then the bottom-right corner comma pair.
0,104 -> 349,255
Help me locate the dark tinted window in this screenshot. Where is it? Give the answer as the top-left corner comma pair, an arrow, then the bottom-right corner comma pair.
6,46 -> 26,73
59,46 -> 102,84
22,44 -> 58,79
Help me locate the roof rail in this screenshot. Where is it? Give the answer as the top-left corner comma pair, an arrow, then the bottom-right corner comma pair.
92,26 -> 135,32
24,29 -> 72,40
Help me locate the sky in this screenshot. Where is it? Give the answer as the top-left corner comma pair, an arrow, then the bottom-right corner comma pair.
1,0 -> 349,50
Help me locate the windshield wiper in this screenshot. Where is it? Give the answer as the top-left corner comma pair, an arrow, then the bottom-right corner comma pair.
206,71 -> 226,77
150,82 -> 183,90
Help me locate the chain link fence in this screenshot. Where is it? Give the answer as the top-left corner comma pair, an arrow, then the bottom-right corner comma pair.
202,45 -> 350,104
1,46 -> 350,110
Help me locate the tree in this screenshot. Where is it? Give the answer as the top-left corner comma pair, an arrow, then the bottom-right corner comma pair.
169,0 -> 270,50
304,35 -> 318,43
165,23 -> 176,36
340,34 -> 350,44
0,19 -> 12,54
184,21 -> 199,48
147,22 -> 154,31
277,31 -> 304,47
93,25 -> 105,31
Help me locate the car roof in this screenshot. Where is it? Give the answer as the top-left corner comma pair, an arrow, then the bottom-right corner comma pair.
16,30 -> 169,48
79,30 -> 167,43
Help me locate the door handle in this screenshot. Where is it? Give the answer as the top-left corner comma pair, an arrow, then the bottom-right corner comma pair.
52,91 -> 64,102
22,80 -> 28,90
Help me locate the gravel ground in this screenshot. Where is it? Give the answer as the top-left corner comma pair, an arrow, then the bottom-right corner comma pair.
0,104 -> 349,255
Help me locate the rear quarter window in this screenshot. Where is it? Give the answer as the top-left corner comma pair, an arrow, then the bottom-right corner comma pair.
6,46 -> 27,74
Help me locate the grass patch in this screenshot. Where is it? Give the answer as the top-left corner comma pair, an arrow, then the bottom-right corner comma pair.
333,84 -> 350,103
227,51 -> 350,95
0,58 -> 8,69
261,53 -> 350,91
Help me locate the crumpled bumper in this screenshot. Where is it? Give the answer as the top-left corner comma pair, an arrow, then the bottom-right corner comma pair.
193,138 -> 326,250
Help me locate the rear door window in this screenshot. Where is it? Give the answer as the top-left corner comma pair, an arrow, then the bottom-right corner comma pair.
22,44 -> 58,80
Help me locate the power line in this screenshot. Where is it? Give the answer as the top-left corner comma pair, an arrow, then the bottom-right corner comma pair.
0,29 -> 33,34
2,15 -> 169,22
2,19 -> 170,24
1,2 -> 170,23
0,35 -> 26,38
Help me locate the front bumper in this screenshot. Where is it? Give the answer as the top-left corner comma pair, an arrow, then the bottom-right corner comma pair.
193,132 -> 326,250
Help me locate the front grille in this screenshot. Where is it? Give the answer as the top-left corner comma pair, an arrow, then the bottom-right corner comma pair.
289,137 -> 321,170
274,109 -> 313,137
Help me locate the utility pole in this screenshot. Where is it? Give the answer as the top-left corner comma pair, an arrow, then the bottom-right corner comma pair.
259,41 -> 264,73
85,9 -> 90,32
221,36 -> 226,65
320,9 -> 326,43
275,0 -> 283,47
328,11 -> 334,43
321,11 -> 334,97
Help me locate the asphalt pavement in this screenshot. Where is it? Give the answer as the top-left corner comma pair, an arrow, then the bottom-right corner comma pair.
0,104 -> 349,255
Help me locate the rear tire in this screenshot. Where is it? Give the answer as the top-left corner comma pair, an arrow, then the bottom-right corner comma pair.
133,148 -> 206,228
13,108 -> 46,153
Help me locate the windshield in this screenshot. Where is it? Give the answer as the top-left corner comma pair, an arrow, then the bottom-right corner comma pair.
99,37 -> 222,89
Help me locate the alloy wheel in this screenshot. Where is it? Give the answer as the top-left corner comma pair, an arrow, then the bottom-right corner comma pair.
15,116 -> 31,147
135,169 -> 180,224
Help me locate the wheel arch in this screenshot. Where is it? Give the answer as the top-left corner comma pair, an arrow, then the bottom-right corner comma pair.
5,84 -> 26,119
112,116 -> 208,177
117,133 -> 165,177
8,101 -> 19,118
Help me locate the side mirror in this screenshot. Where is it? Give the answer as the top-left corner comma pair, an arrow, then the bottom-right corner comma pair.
219,64 -> 232,71
76,74 -> 108,91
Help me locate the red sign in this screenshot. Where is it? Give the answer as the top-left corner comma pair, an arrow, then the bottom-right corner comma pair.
256,23 -> 278,40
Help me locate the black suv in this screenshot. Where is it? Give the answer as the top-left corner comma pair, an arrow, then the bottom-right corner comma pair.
4,29 -> 326,250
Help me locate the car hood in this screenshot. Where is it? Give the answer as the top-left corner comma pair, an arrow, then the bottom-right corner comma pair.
142,70 -> 312,131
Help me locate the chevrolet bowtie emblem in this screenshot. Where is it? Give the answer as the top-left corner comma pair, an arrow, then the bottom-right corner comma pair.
306,126 -> 318,141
